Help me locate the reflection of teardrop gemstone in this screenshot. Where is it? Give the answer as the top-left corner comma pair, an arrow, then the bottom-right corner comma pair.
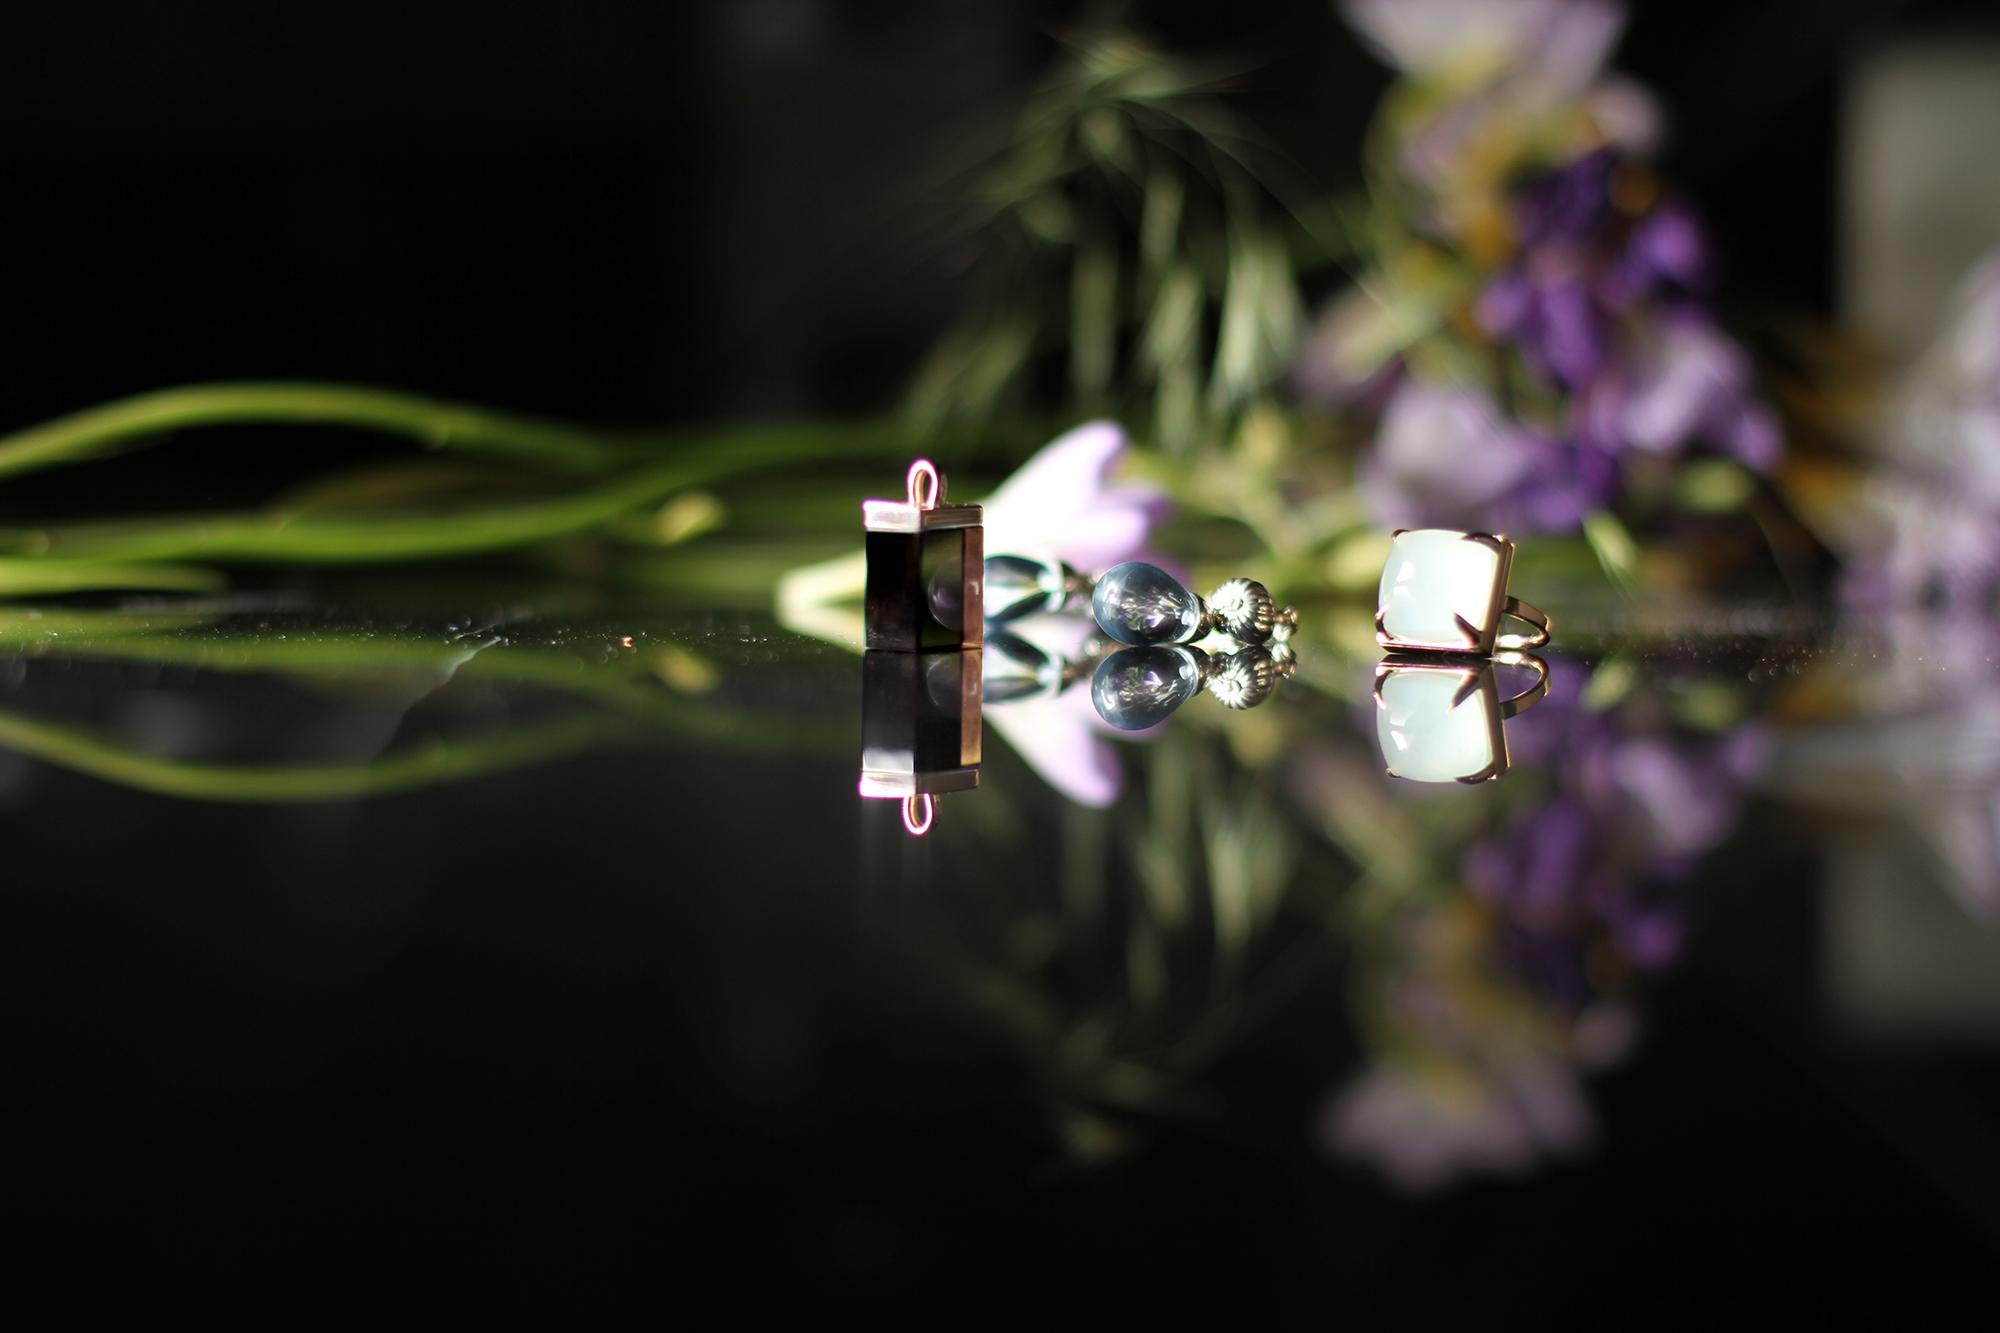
984,555 -> 1066,624
1091,561 -> 1203,645
982,630 -> 1062,703
1090,645 -> 1204,730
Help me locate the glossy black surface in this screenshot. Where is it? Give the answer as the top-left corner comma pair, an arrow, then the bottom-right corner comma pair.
3,591 -> 1996,1319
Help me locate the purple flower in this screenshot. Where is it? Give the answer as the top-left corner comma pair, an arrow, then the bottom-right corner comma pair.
1477,150 -> 1688,393
1319,6 -> 1777,530
1466,801 -> 1609,925
983,420 -> 1171,573
986,682 -> 1125,810
1358,380 -> 1615,533
1581,311 -> 1782,470
1461,658 -> 1767,990
1611,730 -> 1768,859
1359,382 -> 1539,523
1460,147 -> 1782,477
1604,202 -> 1711,303
1479,267 -> 1611,389
982,614 -> 1128,809
1510,146 -> 1621,251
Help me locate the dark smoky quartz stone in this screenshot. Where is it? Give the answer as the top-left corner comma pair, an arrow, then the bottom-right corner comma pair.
866,527 -> 978,651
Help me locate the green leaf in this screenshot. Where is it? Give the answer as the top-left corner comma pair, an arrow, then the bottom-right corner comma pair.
1142,264 -> 1203,375
1676,458 -> 1756,513
1140,170 -> 1185,274
0,558 -> 223,597
1070,240 -> 1118,396
1676,681 -> 1747,732
1581,508 -> 1641,595
0,709 -> 617,802
1579,657 -> 1637,712
21,460 -> 723,565
0,381 -> 619,482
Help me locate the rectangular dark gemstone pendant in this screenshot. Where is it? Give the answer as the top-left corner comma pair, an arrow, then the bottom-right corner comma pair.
857,648 -> 983,800
862,460 -> 983,651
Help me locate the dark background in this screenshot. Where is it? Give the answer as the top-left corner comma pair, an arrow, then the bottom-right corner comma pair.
0,0 -> 1984,438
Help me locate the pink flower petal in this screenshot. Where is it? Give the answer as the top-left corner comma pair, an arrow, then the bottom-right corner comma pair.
985,693 -> 1123,808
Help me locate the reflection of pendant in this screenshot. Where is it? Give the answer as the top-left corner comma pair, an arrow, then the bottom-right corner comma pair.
1090,642 -> 1295,730
1373,652 -> 1549,784
858,648 -> 983,834
1091,644 -> 1207,730
982,627 -> 1110,703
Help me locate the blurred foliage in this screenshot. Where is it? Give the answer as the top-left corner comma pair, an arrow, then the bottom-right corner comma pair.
907,31 -> 1310,454
0,605 -> 844,800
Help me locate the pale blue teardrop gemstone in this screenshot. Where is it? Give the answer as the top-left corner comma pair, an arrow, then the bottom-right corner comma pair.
984,554 -> 1066,624
1090,645 -> 1203,730
1091,561 -> 1201,645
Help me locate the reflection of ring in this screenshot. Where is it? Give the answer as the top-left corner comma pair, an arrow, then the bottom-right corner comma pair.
1376,529 -> 1552,655
1495,599 -> 1551,652
1372,651 -> 1549,784
1492,649 -> 1549,717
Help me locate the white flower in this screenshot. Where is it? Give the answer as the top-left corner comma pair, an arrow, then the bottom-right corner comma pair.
1342,0 -> 1625,96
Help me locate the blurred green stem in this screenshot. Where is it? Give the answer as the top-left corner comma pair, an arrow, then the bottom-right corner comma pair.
2,619 -> 848,750
16,459 -> 729,564
0,710 -> 620,802
0,558 -> 224,596
0,383 -> 1048,578
0,381 -> 621,479
0,381 -> 1034,486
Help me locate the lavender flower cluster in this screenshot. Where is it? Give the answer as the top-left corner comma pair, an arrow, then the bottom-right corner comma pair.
1308,0 -> 1780,536
1325,657 -> 1766,1191
1465,657 -> 1765,1008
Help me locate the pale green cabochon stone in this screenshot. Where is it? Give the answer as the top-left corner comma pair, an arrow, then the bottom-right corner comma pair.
1377,528 -> 1504,649
1375,668 -> 1495,783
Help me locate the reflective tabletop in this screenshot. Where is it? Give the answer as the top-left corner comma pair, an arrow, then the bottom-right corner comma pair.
5,584 -> 1996,1318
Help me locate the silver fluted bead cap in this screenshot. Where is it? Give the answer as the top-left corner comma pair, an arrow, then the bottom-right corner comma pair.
1209,578 -> 1277,644
1206,646 -> 1278,710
